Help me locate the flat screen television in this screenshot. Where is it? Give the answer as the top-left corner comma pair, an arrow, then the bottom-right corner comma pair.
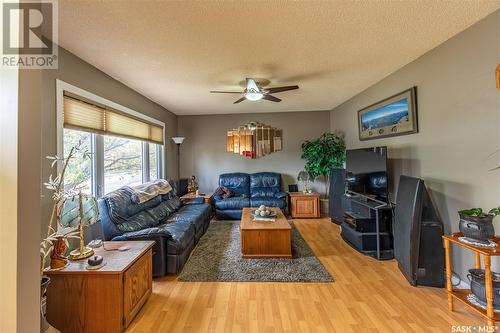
346,146 -> 388,202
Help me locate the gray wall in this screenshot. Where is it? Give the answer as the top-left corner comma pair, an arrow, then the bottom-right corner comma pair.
178,111 -> 331,195
41,47 -> 178,238
330,10 -> 500,280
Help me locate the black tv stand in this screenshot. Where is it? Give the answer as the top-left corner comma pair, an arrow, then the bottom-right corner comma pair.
340,191 -> 394,260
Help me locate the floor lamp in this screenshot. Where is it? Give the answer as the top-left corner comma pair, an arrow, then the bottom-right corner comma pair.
172,137 -> 185,188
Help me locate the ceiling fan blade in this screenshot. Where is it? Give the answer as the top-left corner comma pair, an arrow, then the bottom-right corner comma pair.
233,96 -> 247,104
210,91 -> 243,94
265,85 -> 299,94
262,94 -> 282,103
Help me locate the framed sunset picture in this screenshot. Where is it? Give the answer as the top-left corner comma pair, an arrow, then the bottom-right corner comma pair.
358,87 -> 418,141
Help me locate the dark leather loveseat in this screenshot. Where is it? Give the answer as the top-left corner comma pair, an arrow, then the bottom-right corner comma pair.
98,180 -> 211,276
214,172 -> 287,220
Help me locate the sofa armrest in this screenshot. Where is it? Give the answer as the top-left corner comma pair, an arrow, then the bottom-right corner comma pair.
275,191 -> 288,199
112,226 -> 172,240
213,193 -> 223,201
111,230 -> 170,277
98,198 -> 123,241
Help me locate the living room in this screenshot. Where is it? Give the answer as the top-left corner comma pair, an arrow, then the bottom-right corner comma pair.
1,1 -> 500,333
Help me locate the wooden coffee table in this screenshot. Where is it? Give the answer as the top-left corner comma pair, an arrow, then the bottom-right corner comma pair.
240,207 -> 292,258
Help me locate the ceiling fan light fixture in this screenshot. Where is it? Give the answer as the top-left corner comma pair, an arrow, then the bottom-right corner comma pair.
245,92 -> 263,101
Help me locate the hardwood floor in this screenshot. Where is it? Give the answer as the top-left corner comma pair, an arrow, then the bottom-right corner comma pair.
126,218 -> 483,333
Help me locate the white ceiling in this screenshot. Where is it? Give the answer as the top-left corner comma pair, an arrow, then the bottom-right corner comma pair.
58,1 -> 500,115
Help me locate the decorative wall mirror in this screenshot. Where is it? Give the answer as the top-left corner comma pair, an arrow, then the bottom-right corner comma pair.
227,122 -> 282,159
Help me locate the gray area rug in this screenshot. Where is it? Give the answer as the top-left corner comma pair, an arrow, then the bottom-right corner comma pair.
178,221 -> 333,282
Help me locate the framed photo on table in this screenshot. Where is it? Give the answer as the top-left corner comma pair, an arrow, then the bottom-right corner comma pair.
358,87 -> 418,141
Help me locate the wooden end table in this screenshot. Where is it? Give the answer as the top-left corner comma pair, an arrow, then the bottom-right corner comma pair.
443,233 -> 500,327
181,192 -> 214,218
240,207 -> 292,258
288,192 -> 320,218
45,240 -> 154,332
181,192 -> 213,205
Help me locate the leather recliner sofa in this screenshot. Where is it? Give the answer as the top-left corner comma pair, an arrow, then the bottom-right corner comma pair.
98,180 -> 211,276
214,172 -> 287,220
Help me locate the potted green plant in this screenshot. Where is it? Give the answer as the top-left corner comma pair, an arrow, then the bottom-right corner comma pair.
458,207 -> 500,243
301,132 -> 346,214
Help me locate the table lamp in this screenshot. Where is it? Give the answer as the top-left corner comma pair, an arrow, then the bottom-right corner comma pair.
297,170 -> 312,194
58,192 -> 99,260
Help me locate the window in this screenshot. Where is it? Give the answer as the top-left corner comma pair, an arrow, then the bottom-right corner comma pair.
148,142 -> 160,181
58,81 -> 165,197
103,136 -> 143,194
63,128 -> 92,194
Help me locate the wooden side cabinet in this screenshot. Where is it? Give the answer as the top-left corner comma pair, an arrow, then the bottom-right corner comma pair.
289,192 -> 320,218
45,241 -> 154,333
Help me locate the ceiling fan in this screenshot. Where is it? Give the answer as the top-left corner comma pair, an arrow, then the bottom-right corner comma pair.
210,78 -> 299,104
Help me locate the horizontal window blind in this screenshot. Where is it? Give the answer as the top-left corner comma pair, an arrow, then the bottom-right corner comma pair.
63,93 -> 164,145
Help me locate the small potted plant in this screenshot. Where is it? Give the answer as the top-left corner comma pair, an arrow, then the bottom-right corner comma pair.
458,207 -> 499,243
301,132 -> 346,214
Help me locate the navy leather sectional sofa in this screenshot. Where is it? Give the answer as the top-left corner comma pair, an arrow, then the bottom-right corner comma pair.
98,180 -> 211,276
214,172 -> 287,220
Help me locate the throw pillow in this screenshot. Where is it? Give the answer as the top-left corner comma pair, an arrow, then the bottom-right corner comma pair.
222,187 -> 235,199
214,186 -> 236,199
214,186 -> 226,196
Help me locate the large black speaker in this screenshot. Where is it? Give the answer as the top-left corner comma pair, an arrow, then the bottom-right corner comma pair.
329,168 -> 346,225
394,175 -> 444,287
178,178 -> 189,196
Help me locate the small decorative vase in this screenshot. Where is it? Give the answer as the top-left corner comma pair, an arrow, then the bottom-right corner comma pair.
50,236 -> 68,270
467,269 -> 500,307
459,213 -> 495,242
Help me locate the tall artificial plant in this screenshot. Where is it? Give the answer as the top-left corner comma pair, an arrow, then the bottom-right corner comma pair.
301,132 -> 346,197
40,143 -> 90,275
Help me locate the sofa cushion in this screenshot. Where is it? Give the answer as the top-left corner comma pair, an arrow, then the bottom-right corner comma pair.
146,196 -> 181,223
250,172 -> 281,198
219,173 -> 250,197
214,196 -> 250,210
250,197 -> 286,209
166,204 -> 211,234
103,188 -> 159,233
125,195 -> 162,216
104,188 -> 146,219
160,222 -> 195,254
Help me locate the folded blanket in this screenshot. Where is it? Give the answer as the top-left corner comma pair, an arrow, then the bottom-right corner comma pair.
125,179 -> 172,204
